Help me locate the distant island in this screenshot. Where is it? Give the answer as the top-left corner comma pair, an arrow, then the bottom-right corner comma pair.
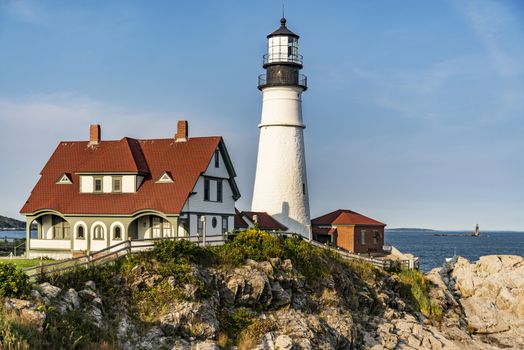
386,228 -> 437,232
0,215 -> 27,231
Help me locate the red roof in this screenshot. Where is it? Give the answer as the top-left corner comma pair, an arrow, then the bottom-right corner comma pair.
312,209 -> 385,227
21,136 -> 239,215
240,211 -> 288,231
234,208 -> 249,229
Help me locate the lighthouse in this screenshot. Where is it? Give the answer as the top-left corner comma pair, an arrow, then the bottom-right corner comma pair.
251,17 -> 311,236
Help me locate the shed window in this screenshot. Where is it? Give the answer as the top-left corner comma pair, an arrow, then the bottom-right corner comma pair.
361,230 -> 366,245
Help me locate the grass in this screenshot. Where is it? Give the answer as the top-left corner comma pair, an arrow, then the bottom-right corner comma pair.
394,269 -> 443,320
0,258 -> 56,269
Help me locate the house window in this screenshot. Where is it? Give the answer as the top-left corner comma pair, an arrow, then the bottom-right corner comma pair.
214,149 -> 220,168
204,179 -> 210,201
197,216 -> 204,235
113,177 -> 122,192
77,226 -> 85,240
93,225 -> 104,240
163,221 -> 171,237
152,217 -> 161,238
94,177 -> 103,193
361,230 -> 366,245
212,217 -> 217,228
52,216 -> 70,240
217,180 -> 223,202
373,230 -> 379,244
114,226 -> 122,240
222,216 -> 228,234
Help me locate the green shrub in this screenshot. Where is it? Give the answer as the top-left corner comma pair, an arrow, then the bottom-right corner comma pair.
215,229 -> 282,266
152,239 -> 207,264
395,269 -> 442,319
0,262 -> 30,298
281,236 -> 330,281
221,308 -> 255,345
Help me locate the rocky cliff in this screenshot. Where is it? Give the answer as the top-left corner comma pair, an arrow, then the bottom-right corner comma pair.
1,232 -> 523,349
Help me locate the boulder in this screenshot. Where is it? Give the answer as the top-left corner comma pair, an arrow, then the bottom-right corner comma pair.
4,298 -> 46,332
38,282 -> 61,299
160,300 -> 219,338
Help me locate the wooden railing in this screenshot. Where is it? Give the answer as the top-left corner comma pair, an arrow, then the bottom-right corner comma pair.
23,232 -> 419,278
309,240 -> 419,270
23,234 -> 226,278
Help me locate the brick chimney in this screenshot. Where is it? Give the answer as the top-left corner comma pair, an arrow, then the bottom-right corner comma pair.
89,124 -> 101,145
175,120 -> 188,142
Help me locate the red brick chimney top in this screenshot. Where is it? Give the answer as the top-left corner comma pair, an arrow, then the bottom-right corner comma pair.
175,120 -> 188,142
89,124 -> 101,145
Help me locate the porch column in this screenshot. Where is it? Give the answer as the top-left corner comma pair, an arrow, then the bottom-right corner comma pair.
25,218 -> 31,258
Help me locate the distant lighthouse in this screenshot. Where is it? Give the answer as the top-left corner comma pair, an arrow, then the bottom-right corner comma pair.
251,17 -> 311,236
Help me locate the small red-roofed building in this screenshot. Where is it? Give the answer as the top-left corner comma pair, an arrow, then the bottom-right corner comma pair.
311,209 -> 386,254
20,121 -> 241,259
234,209 -> 288,232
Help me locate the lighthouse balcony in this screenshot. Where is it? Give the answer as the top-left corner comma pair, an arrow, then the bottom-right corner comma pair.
258,73 -> 307,91
263,53 -> 303,67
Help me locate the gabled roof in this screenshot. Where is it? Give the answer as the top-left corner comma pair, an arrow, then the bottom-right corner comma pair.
240,211 -> 288,231
312,209 -> 386,227
76,137 -> 149,173
234,208 -> 249,229
21,136 -> 240,215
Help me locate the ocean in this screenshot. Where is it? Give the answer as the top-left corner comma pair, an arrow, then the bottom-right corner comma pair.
3,230 -> 523,272
385,230 -> 524,272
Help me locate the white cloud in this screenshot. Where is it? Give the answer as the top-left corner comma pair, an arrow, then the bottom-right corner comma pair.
0,92 -> 257,219
1,0 -> 46,24
455,0 -> 523,77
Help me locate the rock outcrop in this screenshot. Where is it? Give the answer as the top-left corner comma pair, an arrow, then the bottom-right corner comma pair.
429,255 -> 524,349
5,253 -> 523,349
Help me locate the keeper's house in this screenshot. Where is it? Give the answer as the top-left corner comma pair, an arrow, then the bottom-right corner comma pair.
312,209 -> 386,254
20,121 -> 241,259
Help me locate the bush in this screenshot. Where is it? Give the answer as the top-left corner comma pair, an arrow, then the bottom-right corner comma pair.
0,263 -> 30,298
395,269 -> 442,319
216,229 -> 282,266
152,239 -> 207,265
221,308 -> 255,345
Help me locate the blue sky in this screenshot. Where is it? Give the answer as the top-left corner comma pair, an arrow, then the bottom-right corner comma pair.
0,0 -> 523,230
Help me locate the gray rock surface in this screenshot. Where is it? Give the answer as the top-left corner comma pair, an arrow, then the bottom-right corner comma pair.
23,255 -> 523,349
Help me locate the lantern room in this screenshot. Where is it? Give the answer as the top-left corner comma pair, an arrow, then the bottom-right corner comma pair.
264,17 -> 302,67
258,17 -> 307,91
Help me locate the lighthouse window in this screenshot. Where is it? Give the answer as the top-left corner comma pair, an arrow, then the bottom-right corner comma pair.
302,183 -> 306,195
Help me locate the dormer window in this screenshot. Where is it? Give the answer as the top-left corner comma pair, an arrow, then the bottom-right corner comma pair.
113,176 -> 122,192
56,173 -> 72,185
94,177 -> 103,193
156,171 -> 174,183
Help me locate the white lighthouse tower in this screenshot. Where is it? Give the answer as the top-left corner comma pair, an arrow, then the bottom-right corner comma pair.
251,17 -> 311,236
